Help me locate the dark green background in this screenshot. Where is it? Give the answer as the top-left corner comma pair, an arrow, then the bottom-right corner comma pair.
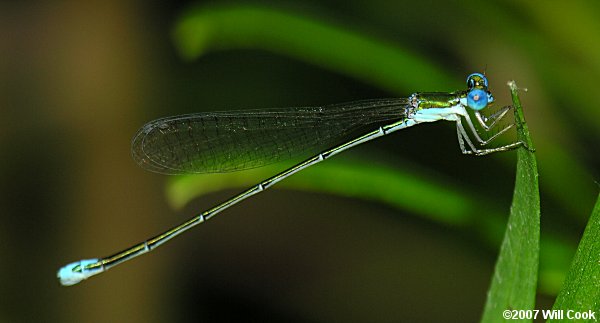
1,1 -> 598,322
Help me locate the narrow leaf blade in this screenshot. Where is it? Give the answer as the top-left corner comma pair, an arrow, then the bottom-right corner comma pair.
481,82 -> 540,322
549,192 -> 600,322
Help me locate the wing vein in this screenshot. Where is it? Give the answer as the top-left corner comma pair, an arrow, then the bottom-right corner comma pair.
131,98 -> 409,174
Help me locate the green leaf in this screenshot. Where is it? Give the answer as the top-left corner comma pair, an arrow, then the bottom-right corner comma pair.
168,158 -> 490,226
481,82 -> 540,322
549,192 -> 600,322
172,4 -> 458,93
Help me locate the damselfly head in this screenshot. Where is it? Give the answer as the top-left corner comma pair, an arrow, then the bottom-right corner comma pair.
466,73 -> 493,111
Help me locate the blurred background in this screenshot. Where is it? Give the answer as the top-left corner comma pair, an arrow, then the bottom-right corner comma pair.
1,1 -> 599,322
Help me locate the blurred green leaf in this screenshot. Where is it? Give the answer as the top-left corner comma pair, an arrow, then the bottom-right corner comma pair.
538,236 -> 580,295
172,4 -> 458,93
169,158 -> 488,226
550,192 -> 600,322
481,82 -> 540,322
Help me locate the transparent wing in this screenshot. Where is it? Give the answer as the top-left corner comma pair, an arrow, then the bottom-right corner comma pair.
131,98 -> 409,174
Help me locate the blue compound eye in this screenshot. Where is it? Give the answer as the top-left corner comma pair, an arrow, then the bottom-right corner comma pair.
467,88 -> 488,110
466,73 -> 488,89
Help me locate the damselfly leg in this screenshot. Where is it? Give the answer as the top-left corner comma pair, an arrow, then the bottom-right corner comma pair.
455,107 -> 525,156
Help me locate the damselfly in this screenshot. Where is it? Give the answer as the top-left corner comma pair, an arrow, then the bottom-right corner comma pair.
58,73 -> 526,286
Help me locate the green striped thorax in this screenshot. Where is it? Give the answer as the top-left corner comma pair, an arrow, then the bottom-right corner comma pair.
410,73 -> 494,112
